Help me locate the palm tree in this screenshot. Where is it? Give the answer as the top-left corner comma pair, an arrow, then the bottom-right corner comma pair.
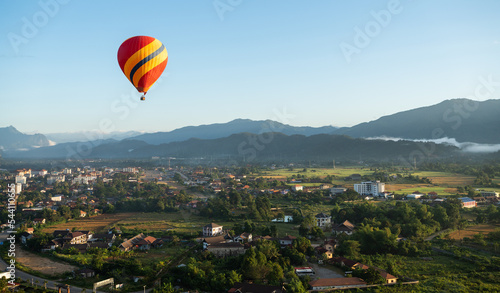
43,280 -> 48,289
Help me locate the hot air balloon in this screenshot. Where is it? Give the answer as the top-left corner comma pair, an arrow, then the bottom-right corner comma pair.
117,36 -> 168,101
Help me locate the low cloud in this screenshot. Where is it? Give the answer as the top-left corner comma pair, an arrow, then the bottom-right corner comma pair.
365,136 -> 500,153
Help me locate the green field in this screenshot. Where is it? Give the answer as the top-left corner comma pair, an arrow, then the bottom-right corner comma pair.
362,252 -> 500,292
261,167 -> 477,193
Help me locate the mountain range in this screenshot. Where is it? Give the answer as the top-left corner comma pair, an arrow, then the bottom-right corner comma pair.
0,126 -> 52,151
335,98 -> 500,143
2,133 -> 460,163
2,98 -> 500,161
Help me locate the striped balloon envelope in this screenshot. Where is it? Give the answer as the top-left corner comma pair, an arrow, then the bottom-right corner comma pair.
117,36 -> 168,100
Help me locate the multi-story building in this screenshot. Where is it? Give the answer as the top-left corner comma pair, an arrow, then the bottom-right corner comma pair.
315,212 -> 332,227
354,181 -> 385,196
203,223 -> 223,237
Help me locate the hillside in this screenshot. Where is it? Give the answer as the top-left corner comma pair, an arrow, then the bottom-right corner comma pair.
0,126 -> 51,151
130,119 -> 338,145
336,99 -> 500,143
4,133 -> 460,162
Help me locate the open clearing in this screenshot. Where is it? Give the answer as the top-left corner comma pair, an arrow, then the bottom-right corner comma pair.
16,246 -> 78,276
41,212 -> 139,233
261,168 -> 476,188
448,224 -> 500,240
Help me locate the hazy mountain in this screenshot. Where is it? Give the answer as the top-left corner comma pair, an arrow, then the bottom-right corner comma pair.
45,131 -> 144,144
0,126 -> 52,151
4,133 -> 460,163
335,99 -> 500,144
130,119 -> 338,145
3,139 -> 119,159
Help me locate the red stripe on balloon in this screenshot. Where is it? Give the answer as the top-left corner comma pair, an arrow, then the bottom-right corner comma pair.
117,36 -> 156,72
136,58 -> 168,93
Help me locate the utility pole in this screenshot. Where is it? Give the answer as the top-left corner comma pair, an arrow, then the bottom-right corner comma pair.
333,159 -> 335,169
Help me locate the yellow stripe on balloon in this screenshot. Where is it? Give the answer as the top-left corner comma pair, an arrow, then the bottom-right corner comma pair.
132,48 -> 168,88
123,39 -> 163,83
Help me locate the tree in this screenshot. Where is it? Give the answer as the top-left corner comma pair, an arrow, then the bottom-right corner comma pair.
310,226 -> 325,240
286,278 -> 307,293
292,237 -> 312,255
277,211 -> 285,222
337,240 -> 361,259
353,268 -> 385,285
267,262 -> 284,285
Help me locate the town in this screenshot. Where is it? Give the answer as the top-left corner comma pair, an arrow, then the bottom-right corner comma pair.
0,162 -> 499,292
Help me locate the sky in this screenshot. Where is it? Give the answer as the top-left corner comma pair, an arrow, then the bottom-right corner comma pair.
1,0 -> 500,134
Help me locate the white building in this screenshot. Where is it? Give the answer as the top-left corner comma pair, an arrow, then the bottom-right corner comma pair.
47,175 -> 65,185
72,175 -> 97,185
15,183 -> 22,195
292,185 -> 303,192
480,191 -> 499,198
407,192 -> 424,199
330,187 -> 347,195
354,181 -> 385,196
15,176 -> 26,185
315,212 -> 332,227
203,223 -> 223,237
51,195 -> 63,202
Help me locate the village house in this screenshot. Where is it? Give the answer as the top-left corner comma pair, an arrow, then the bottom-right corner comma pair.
324,239 -> 337,253
119,233 -> 161,251
63,232 -> 88,244
41,239 -> 61,252
20,232 -> 33,244
277,235 -> 296,247
202,234 -> 233,250
332,220 -> 355,235
407,191 -> 425,200
136,236 -> 163,250
315,246 -> 333,259
32,218 -> 46,225
203,223 -> 223,237
75,268 -> 95,278
207,242 -> 245,257
458,197 -> 477,208
315,212 -> 332,227
331,257 -> 398,284
233,232 -> 252,243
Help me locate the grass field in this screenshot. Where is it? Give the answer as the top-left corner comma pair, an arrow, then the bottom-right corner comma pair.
259,167 -> 373,179
41,212 -> 139,233
363,253 -> 500,292
262,168 -> 475,182
448,224 -> 500,240
385,184 -> 458,195
411,171 -> 476,186
261,167 -> 477,193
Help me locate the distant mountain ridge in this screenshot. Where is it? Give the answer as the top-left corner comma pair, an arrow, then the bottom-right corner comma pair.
335,99 -> 500,144
0,126 -> 51,151
45,131 -> 143,144
129,119 -> 338,145
3,98 -> 500,157
3,133 -> 459,162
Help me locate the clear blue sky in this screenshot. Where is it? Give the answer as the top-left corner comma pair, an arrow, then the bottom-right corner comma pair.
1,0 -> 500,134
